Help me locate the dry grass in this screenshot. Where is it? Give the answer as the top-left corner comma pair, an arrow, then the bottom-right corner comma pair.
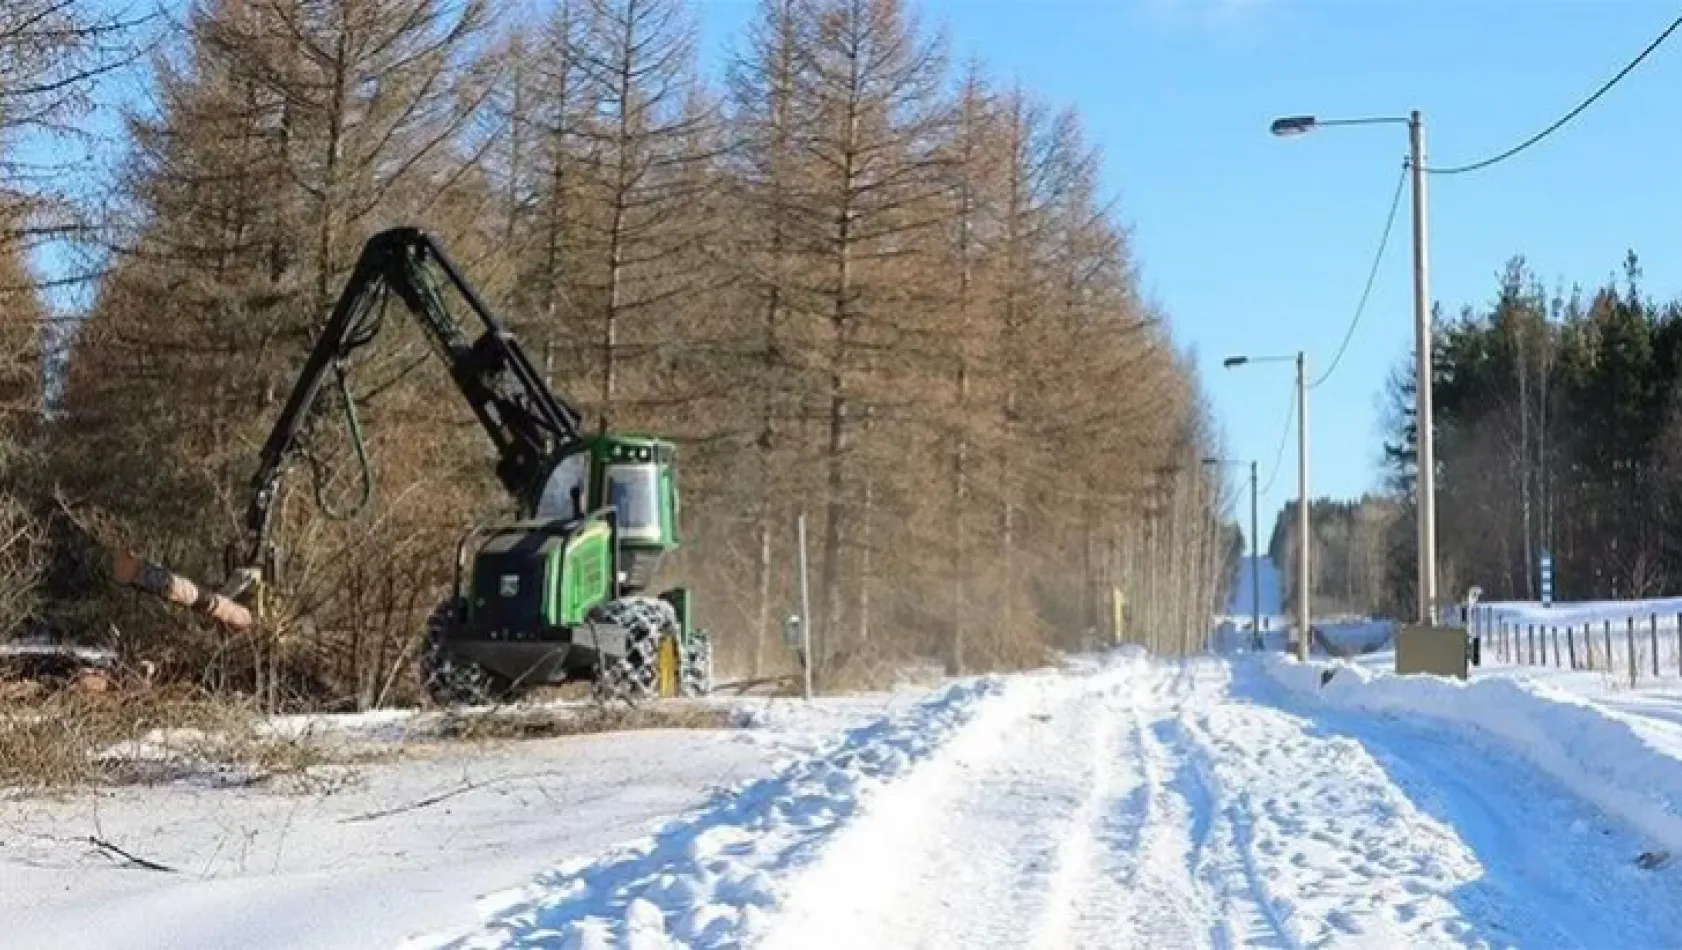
0,677 -> 748,793
0,688 -> 334,792
430,701 -> 739,742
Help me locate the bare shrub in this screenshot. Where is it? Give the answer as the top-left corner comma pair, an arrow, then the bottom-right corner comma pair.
0,491 -> 45,638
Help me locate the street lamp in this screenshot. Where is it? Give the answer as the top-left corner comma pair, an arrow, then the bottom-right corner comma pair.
1225,351 -> 1310,661
1268,109 -> 1437,628
1203,455 -> 1261,649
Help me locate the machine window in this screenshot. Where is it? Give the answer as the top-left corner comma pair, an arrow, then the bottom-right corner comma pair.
606,463 -> 661,537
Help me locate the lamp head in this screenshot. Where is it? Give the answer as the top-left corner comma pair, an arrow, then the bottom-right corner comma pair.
1270,115 -> 1317,137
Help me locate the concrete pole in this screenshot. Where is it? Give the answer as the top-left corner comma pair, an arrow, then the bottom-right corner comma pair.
1410,110 -> 1438,626
1297,350 -> 1311,661
1250,459 -> 1261,649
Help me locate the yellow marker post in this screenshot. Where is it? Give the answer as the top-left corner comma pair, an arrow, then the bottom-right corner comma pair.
657,635 -> 680,698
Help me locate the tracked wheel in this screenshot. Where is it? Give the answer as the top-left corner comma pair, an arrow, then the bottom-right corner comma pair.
420,599 -> 515,707
586,596 -> 676,703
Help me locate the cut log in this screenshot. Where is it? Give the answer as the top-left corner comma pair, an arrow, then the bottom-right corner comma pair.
109,551 -> 253,631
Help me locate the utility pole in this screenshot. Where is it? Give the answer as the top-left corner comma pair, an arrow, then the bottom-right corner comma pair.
1200,454 -> 1264,652
1250,459 -> 1261,649
1221,350 -> 1312,654
1296,350 -> 1311,661
1409,110 -> 1437,627
1269,110 -> 1435,627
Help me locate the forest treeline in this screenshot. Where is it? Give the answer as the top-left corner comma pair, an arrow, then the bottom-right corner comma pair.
1377,252 -> 1682,609
1266,495 -> 1401,620
1,0 -> 1230,709
1261,251 -> 1682,621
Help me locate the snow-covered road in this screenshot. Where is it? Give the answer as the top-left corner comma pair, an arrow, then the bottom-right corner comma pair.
430,652 -> 1682,949
758,655 -> 1682,949
13,651 -> 1682,948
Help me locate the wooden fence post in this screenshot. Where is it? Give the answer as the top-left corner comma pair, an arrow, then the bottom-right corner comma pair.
1652,614 -> 1661,679
1629,616 -> 1639,687
1605,620 -> 1614,674
1566,623 -> 1578,670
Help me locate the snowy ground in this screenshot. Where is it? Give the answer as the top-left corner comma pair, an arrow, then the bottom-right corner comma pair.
0,692 -> 925,950
12,649 -> 1682,948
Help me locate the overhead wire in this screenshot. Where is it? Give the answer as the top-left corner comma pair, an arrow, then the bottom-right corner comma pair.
1310,160 -> 1408,390
1258,386 -> 1296,497
1426,10 -> 1682,176
1237,10 -> 1682,518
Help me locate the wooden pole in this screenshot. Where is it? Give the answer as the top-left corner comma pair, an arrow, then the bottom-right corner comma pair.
1628,616 -> 1639,688
1652,614 -> 1661,679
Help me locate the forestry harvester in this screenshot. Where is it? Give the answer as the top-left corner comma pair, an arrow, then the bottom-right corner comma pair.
211,226 -> 713,705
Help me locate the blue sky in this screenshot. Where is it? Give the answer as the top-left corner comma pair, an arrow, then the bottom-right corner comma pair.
692,0 -> 1682,550
32,0 -> 1682,552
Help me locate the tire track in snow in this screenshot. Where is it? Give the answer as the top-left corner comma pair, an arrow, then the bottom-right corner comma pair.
1028,662 -> 1201,950
1063,659 -> 1297,950
1059,677 -> 1206,949
1025,694 -> 1122,950
755,654 -> 1175,950
1165,711 -> 1299,950
757,667 -> 1127,950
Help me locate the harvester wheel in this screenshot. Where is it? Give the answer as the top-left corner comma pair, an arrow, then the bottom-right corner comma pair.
420,599 -> 514,707
681,630 -> 713,697
586,596 -> 675,703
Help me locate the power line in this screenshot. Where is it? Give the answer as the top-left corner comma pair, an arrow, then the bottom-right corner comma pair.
1259,386 -> 1295,497
1427,10 -> 1682,176
1311,161 -> 1408,390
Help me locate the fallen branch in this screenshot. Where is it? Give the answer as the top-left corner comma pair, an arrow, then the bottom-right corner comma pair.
339,770 -> 569,824
87,835 -> 178,873
712,675 -> 797,696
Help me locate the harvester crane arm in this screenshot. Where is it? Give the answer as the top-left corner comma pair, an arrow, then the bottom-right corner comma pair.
235,226 -> 585,581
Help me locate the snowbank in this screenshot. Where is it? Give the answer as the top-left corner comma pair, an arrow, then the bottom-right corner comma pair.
1261,653 -> 1682,854
406,675 -> 1014,949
